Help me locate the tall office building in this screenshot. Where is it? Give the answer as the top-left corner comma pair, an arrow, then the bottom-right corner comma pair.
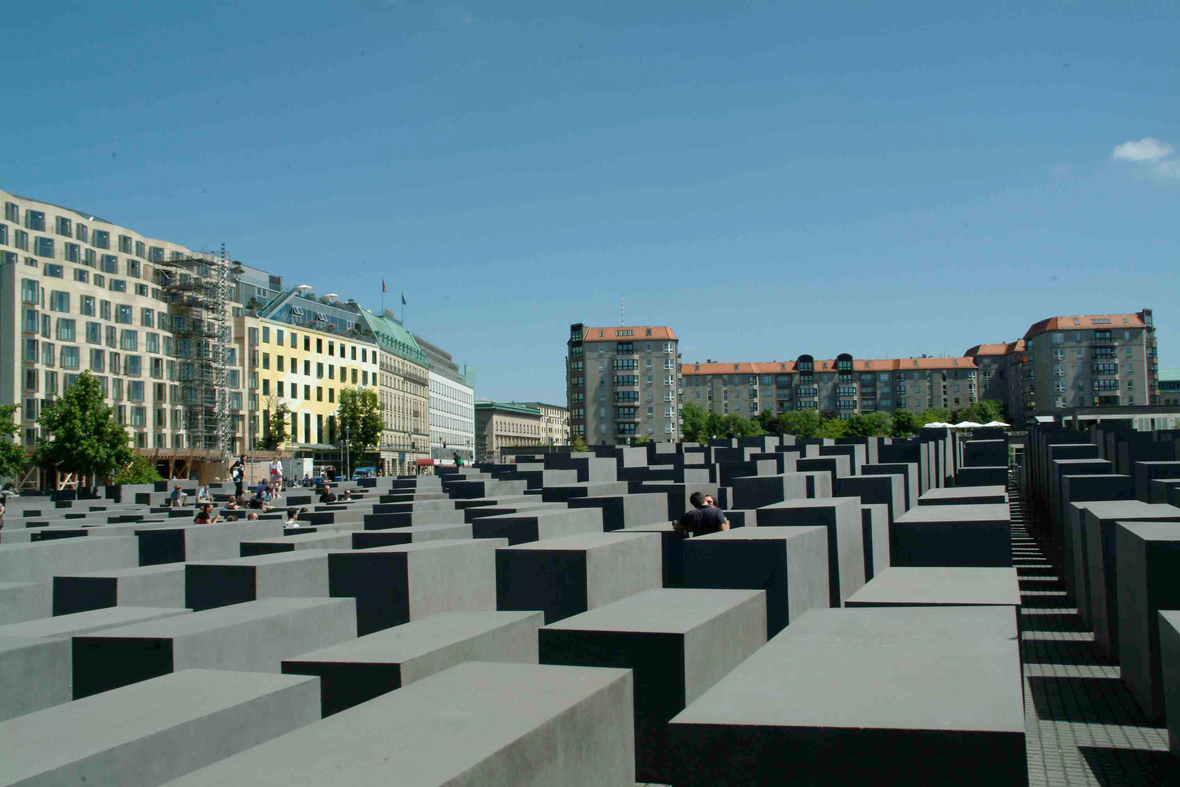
682,355 -> 979,419
965,309 -> 1159,421
413,333 -> 476,463
0,188 -> 251,485
567,323 -> 681,445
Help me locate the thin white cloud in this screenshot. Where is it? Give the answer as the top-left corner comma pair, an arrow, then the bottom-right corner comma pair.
1112,137 -> 1173,162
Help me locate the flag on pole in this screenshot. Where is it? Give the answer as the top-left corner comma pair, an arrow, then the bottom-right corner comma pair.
401,292 -> 407,306
382,280 -> 387,293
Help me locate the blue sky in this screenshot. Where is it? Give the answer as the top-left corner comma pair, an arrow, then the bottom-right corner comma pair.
4,1 -> 1177,403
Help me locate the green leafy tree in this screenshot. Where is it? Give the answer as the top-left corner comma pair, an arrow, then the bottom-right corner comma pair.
721,413 -> 764,438
0,405 -> 29,483
815,416 -> 849,439
681,402 -> 710,443
570,435 -> 588,452
891,410 -> 920,438
755,409 -> 780,434
336,386 -> 383,474
258,396 -> 291,451
111,454 -> 163,485
633,435 -> 652,445
918,407 -> 951,427
957,398 -> 1005,424
33,371 -> 133,483
777,410 -> 821,438
845,411 -> 893,438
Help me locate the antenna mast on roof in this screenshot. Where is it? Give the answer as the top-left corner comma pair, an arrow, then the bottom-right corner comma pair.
620,295 -> 624,326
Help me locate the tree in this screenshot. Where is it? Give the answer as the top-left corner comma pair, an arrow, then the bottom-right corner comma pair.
111,454 -> 163,485
777,410 -> 821,438
918,407 -> 951,427
681,402 -> 710,443
891,410 -> 920,438
755,409 -> 780,434
815,416 -> 848,439
0,405 -> 29,483
258,397 -> 291,451
337,386 -> 383,474
722,413 -> 764,438
33,371 -> 133,483
957,398 -> 1005,425
570,435 -> 588,452
633,435 -> 652,445
845,411 -> 892,438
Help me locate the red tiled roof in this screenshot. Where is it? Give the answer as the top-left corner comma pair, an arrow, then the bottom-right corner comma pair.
1023,314 -> 1144,340
581,326 -> 678,341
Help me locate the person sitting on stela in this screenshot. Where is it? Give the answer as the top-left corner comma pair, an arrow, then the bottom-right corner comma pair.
672,491 -> 729,538
319,484 -> 337,504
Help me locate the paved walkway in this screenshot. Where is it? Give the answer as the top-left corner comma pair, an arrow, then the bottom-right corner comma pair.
1014,485 -> 1177,786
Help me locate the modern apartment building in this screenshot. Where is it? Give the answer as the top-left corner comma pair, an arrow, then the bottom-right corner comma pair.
682,355 -> 979,419
475,401 -> 543,461
567,323 -> 681,445
517,401 -> 569,447
965,309 -> 1159,423
412,333 -> 476,463
0,188 -> 251,484
1161,370 -> 1180,406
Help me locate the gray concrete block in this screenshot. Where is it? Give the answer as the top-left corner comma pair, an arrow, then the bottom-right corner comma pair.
352,523 -> 473,547
0,606 -> 190,640
635,482 -> 722,520
683,527 -> 830,637
879,442 -> 931,495
283,610 -> 542,717
328,539 -> 502,635
363,509 -> 466,529
861,504 -> 890,582
540,588 -> 767,782
956,466 -> 1008,487
540,481 -> 629,503
0,637 -> 71,721
619,522 -> 686,589
796,456 -> 851,492
919,486 -> 1008,506
53,564 -> 187,616
1135,462 -> 1180,503
836,474 -> 905,525
799,471 -> 833,499
71,597 -> 356,699
1115,521 -> 1180,722
1083,502 -> 1180,661
667,606 -> 1026,786
471,507 -> 603,545
0,537 -> 138,583
567,493 -> 668,531
1161,611 -> 1180,754
892,504 -> 1012,568
754,497 -> 865,606
463,502 -> 567,522
444,478 -> 529,499
1150,478 -> 1180,505
730,473 -> 808,510
161,661 -> 635,787
496,532 -> 662,623
819,444 -> 866,475
0,668 -> 321,787
239,531 -> 352,556
1060,476 -> 1134,609
137,520 -> 282,566
863,462 -> 919,511
0,582 -> 50,624
846,567 -> 1021,611
185,551 -> 331,611
717,459 -> 777,488
963,439 -> 1009,468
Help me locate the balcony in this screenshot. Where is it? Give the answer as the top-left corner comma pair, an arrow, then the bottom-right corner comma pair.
403,369 -> 428,387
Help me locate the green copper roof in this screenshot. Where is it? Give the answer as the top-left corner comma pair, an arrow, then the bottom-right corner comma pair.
356,309 -> 428,366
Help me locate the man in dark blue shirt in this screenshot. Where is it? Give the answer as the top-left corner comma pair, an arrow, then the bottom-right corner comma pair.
674,491 -> 729,537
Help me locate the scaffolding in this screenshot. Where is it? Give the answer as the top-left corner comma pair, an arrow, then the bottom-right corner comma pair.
158,245 -> 240,458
